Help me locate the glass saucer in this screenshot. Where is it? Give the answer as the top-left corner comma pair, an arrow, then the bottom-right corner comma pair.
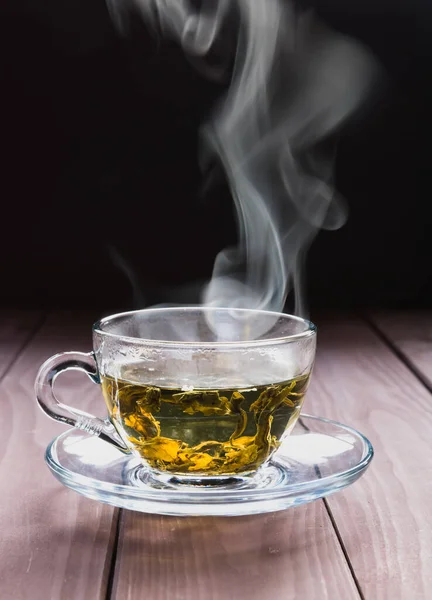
45,414 -> 373,517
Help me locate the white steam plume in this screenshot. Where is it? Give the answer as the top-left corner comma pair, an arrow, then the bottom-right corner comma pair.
107,0 -> 377,333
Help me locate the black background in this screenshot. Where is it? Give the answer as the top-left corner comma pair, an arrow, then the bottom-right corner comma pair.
1,0 -> 430,315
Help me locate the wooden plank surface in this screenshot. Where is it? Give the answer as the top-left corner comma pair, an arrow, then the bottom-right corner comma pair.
112,503 -> 361,600
0,311 -> 42,378
0,310 -> 117,600
370,310 -> 432,388
307,316 -> 432,600
6,311 -> 431,599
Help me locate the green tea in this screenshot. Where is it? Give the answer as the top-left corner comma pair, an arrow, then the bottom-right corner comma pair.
101,371 -> 310,476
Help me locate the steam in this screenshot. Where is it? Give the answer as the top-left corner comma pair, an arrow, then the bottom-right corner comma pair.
107,0 -> 377,330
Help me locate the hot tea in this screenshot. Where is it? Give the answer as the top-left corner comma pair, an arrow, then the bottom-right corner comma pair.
36,307 -> 316,484
101,369 -> 310,476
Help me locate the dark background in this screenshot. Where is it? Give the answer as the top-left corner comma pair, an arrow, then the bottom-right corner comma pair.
1,0 -> 430,315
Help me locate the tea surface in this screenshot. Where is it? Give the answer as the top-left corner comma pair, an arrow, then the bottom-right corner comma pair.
101,371 -> 310,476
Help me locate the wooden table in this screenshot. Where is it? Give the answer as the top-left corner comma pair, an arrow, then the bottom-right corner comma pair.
1,310 -> 432,599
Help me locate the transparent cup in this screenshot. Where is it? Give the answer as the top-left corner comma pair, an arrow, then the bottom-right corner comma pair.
35,307 -> 316,485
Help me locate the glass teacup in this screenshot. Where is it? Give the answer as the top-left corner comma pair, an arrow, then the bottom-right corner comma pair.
35,307 -> 316,484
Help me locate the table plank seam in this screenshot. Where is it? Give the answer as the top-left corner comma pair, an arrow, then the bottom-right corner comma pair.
0,312 -> 47,385
362,313 -> 432,394
105,508 -> 123,600
323,498 -> 365,600
300,416 -> 364,599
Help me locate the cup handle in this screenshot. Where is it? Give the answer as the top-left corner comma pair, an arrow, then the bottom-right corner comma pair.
35,351 -> 129,453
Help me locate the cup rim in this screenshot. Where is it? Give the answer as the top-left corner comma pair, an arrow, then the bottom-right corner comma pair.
93,306 -> 316,348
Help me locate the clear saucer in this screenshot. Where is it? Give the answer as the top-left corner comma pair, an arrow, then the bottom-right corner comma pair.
45,414 -> 373,517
